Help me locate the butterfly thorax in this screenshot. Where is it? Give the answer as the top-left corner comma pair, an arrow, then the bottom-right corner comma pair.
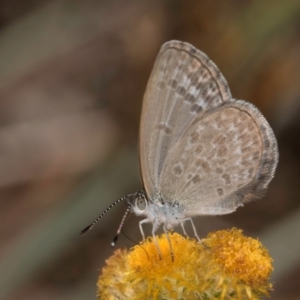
130,190 -> 187,229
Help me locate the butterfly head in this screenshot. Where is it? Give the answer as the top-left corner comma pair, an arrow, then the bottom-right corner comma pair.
128,190 -> 149,217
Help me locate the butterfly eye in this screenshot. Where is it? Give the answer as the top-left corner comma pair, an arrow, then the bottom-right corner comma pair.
135,197 -> 147,211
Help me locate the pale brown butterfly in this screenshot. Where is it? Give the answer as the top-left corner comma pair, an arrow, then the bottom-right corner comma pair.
81,41 -> 278,259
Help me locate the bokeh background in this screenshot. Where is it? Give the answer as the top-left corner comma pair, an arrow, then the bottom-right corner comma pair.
0,0 -> 300,299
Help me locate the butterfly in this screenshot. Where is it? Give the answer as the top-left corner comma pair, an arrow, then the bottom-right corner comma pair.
81,41 -> 278,258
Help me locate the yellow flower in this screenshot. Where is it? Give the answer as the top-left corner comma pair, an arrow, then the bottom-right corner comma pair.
97,229 -> 273,300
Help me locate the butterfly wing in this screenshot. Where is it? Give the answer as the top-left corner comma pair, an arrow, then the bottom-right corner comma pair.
139,41 -> 232,201
159,100 -> 278,215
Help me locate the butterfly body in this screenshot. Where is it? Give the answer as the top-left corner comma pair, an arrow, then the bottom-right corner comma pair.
131,191 -> 187,230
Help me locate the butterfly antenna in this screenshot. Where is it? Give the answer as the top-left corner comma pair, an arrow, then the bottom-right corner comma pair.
111,206 -> 131,247
80,193 -> 134,235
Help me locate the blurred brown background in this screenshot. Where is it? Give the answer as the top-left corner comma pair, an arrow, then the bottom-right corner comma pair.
0,0 -> 300,299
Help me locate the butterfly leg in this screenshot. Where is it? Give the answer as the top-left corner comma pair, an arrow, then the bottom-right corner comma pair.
180,217 -> 201,243
163,224 -> 174,262
139,218 -> 149,241
139,218 -> 162,259
180,221 -> 188,237
151,219 -> 162,259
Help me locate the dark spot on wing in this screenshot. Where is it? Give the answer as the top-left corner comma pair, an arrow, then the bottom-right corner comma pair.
191,104 -> 203,113
222,174 -> 231,184
185,93 -> 196,103
168,79 -> 178,88
192,175 -> 201,184
217,188 -> 224,196
176,86 -> 186,96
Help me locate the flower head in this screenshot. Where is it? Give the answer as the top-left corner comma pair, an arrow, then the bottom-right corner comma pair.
97,229 -> 273,299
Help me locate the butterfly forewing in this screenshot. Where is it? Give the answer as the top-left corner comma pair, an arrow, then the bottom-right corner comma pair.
140,41 -> 233,201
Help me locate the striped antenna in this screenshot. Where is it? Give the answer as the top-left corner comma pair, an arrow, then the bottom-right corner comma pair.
111,206 -> 131,247
80,193 -> 134,235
